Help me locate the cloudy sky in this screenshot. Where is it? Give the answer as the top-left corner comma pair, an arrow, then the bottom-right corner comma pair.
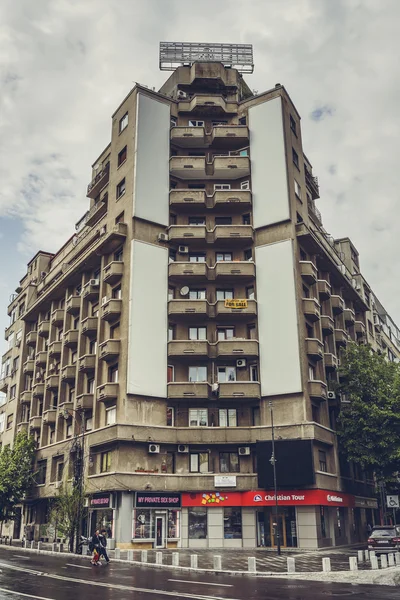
0,0 -> 399,345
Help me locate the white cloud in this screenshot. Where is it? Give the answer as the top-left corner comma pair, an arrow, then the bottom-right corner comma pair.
0,0 -> 399,324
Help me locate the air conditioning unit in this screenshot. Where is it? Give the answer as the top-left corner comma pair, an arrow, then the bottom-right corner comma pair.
148,444 -> 160,454
158,233 -> 169,242
101,296 -> 109,306
178,445 -> 189,453
89,279 -> 99,286
327,391 -> 336,400
212,383 -> 219,394
340,264 -> 346,275
178,245 -> 189,254
99,226 -> 106,236
177,90 -> 188,99
238,446 -> 250,456
236,359 -> 247,368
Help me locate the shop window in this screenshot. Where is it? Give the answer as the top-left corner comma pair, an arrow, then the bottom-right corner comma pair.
224,507 -> 242,539
189,326 -> 206,340
190,452 -> 208,473
219,452 -> 239,473
168,510 -> 180,538
189,408 -> 208,427
216,289 -> 233,301
119,112 -> 128,133
133,509 -> 152,539
319,450 -> 327,472
188,366 -> 207,382
217,366 -> 236,383
188,507 -> 207,539
219,408 -> 237,427
106,406 -> 116,426
100,451 -> 111,473
320,506 -> 327,538
166,407 -> 174,427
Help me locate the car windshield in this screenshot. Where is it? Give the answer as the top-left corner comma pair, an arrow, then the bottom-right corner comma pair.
371,529 -> 396,537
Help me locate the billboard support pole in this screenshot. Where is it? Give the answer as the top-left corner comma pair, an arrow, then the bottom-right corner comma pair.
269,399 -> 281,556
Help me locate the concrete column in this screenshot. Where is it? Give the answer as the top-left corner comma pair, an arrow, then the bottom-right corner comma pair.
296,506 -> 319,549
116,492 -> 133,544
322,558 -> 331,572
349,557 -> 358,571
357,550 -> 364,563
388,553 -> 395,567
242,508 -> 257,548
380,555 -> 388,569
127,549 -> 134,561
287,557 -> 295,573
369,550 -> 376,559
181,508 -> 189,549
156,552 -> 162,565
248,557 -> 256,573
370,555 -> 379,569
395,552 -> 400,566
114,548 -> 120,559
364,550 -> 369,561
140,550 -> 147,563
190,554 -> 198,569
172,552 -> 179,566
208,508 -> 223,549
213,555 -> 222,570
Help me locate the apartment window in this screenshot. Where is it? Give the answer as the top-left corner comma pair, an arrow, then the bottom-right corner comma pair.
217,327 -> 234,340
115,211 -> 124,225
300,248 -> 307,262
246,286 -> 255,300
368,321 -> 373,335
224,507 -> 242,539
216,252 -> 232,262
7,332 -> 14,350
169,214 -> 177,226
296,212 -> 303,223
68,387 -> 75,403
85,415 -> 93,431
319,450 -> 327,472
190,452 -> 208,473
92,303 -> 99,317
6,414 -> 13,429
294,180 -> 301,199
106,406 -> 116,426
188,183 -> 205,189
169,249 -> 177,263
303,285 -> 310,299
49,428 -> 55,444
250,364 -> 258,382
109,364 -> 119,383
308,364 -> 316,381
219,452 -> 239,473
166,407 -> 174,427
188,507 -> 207,539
167,365 -> 174,383
37,460 -> 47,485
244,248 -> 252,261
51,392 -> 58,408
189,254 -> 206,263
16,329 -> 22,345
212,119 -> 228,126
252,406 -> 260,426
168,326 -> 175,341
248,324 -> 256,340
114,247 -> 123,262
217,366 -> 236,383
0,413 -> 4,433
219,408 -> 237,427
188,216 -> 205,225
101,451 -> 111,473
89,339 -> 97,354
119,112 -> 128,132
312,404 -> 320,423
168,287 -> 174,301
189,327 -> 206,340
189,408 -> 208,427
290,115 -> 297,135
240,180 -> 250,190
188,366 -> 207,382
71,351 -> 77,364
56,461 -> 64,482
364,289 -> 370,306
118,146 -> 127,167
66,423 -> 73,438
72,316 -> 79,329
116,178 -> 126,199
242,213 -> 251,225
112,285 -> 122,299
292,148 -> 299,169
188,120 -> 204,127
10,385 -> 16,399
214,184 -> 231,190
87,378 -> 95,393
215,216 -> 232,225
189,289 -> 206,300
216,289 -> 233,301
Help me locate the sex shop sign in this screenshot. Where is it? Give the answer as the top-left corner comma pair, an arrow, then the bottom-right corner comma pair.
182,489 -> 355,508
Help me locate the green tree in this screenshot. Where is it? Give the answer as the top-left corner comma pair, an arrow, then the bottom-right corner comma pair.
337,343 -> 400,481
49,483 -> 85,552
0,432 -> 36,524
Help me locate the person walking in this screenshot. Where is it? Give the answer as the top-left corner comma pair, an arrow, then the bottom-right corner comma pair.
99,529 -> 110,564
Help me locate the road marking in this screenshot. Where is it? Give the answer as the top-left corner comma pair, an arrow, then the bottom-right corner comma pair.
169,579 -> 233,588
12,555 -> 31,560
0,586 -> 55,600
65,563 -> 92,569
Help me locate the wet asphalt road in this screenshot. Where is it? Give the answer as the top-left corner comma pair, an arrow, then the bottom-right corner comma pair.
0,547 -> 398,600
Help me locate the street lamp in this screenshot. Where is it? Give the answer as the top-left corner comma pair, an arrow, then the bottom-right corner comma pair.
63,407 -> 85,553
269,399 -> 281,556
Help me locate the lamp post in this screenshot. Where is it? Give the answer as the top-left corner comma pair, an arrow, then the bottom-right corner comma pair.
63,407 -> 85,553
269,399 -> 281,556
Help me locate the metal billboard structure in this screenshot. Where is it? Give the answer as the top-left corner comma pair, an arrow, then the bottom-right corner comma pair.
159,42 -> 254,73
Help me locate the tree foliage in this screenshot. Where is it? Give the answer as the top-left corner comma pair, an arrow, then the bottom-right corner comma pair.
49,483 -> 85,552
0,432 -> 36,521
337,343 -> 400,480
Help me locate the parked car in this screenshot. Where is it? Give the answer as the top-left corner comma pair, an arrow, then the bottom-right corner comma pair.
367,525 -> 400,554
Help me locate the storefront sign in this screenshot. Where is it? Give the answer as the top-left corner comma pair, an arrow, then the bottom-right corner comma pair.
214,475 -> 237,487
182,489 -> 356,508
90,494 -> 111,509
354,497 -> 378,509
224,299 -> 248,309
136,492 -> 181,508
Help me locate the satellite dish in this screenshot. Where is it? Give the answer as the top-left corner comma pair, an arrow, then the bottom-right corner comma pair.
180,286 -> 190,296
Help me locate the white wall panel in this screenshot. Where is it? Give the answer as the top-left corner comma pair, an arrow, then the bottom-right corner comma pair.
255,240 -> 302,396
133,93 -> 170,226
249,97 -> 290,228
127,240 -> 168,397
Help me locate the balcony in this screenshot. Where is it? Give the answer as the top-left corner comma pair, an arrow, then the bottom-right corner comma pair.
61,365 -> 76,383
168,262 -> 207,282
66,295 -> 81,315
35,351 -> 48,368
306,338 -> 324,361
303,298 -> 320,322
169,189 -> 206,208
99,339 -> 120,362
32,383 -> 45,397
85,197 -> 108,227
76,393 -> 94,410
215,299 -> 257,319
168,299 -> 208,319
63,329 -> 79,348
213,189 -> 252,209
218,381 -> 261,399
213,225 -> 253,245
87,162 -> 110,198
48,341 -> 62,358
212,156 -> 250,179
81,317 -> 98,336
97,383 -> 119,402
331,295 -> 344,315
211,126 -> 249,147
179,94 -> 237,115
51,309 -> 65,327
215,339 -> 259,358
29,416 -> 42,431
82,280 -> 100,301
38,321 -> 50,337
317,280 -> 331,300
299,261 -> 318,285
103,261 -> 124,286
20,390 -> 32,404
23,359 -> 34,374
45,375 -> 59,390
308,380 -> 327,402
168,225 -> 206,244
26,331 -> 38,346
168,340 -> 208,358
42,409 -> 57,425
78,354 -> 96,372
17,422 -> 28,434
355,321 -> 366,338
305,168 -> 320,200
101,298 -> 122,322
344,307 -> 355,325
170,156 -> 206,179
324,353 -> 338,371
335,329 -> 349,347
167,382 -> 210,399
214,261 -> 255,282
321,315 -> 334,335
170,126 -> 207,148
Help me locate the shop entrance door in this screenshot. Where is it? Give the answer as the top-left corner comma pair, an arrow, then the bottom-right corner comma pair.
269,515 -> 287,548
155,515 -> 166,548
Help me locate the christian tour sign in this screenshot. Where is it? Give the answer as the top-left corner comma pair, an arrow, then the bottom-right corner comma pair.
182,489 -> 355,508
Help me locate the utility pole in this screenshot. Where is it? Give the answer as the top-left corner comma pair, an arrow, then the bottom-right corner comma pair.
269,399 -> 281,556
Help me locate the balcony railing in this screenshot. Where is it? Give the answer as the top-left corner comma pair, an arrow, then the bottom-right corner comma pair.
305,168 -> 320,200
87,162 -> 110,198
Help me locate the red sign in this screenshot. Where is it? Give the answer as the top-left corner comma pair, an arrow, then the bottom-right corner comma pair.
182,489 -> 355,508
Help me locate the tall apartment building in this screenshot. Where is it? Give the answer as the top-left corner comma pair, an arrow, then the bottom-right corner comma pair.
1,43 -> 399,549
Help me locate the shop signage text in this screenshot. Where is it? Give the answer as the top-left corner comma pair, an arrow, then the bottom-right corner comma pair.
182,489 -> 356,508
136,492 -> 181,508
90,495 -> 111,508
214,475 -> 237,487
224,299 -> 248,309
